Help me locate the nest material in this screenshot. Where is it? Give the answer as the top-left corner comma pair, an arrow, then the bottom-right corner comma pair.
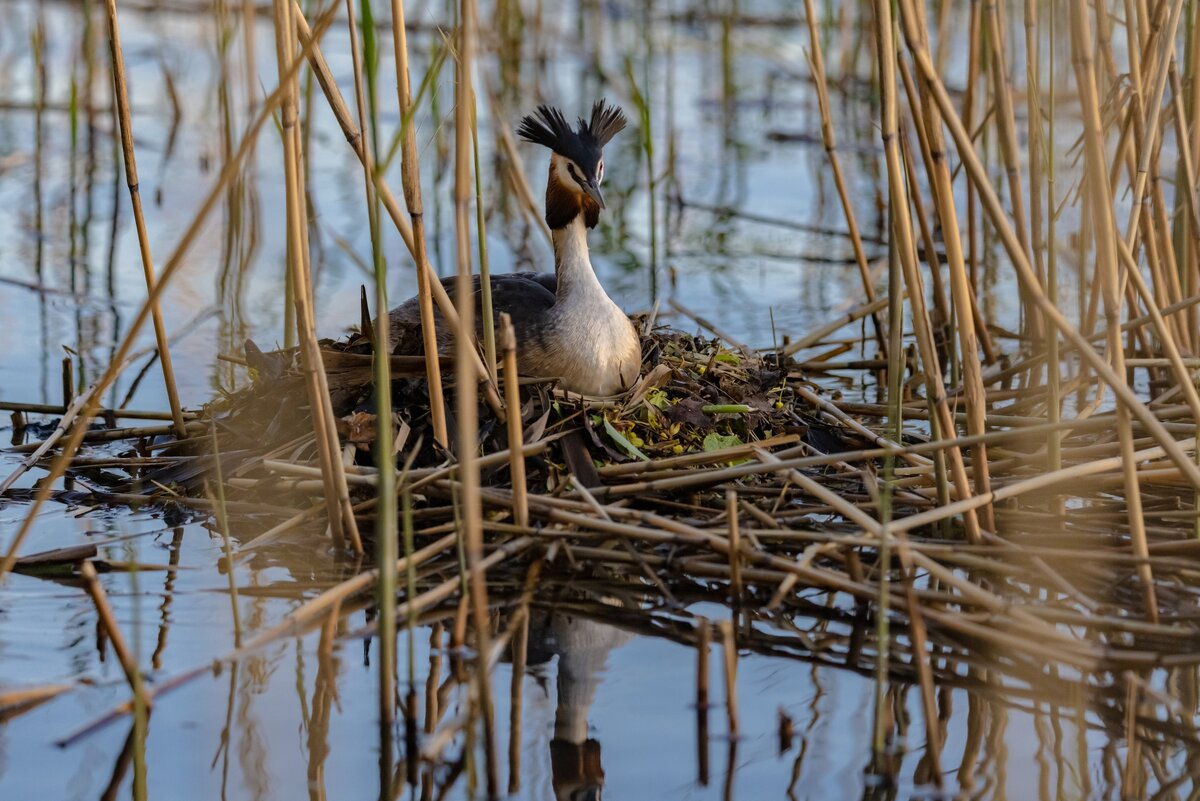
206,326 -> 856,498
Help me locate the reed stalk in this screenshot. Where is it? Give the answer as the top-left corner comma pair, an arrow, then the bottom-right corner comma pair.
801,0 -> 886,355
718,619 -> 738,738
872,0 -> 981,543
1045,0 -> 1062,479
423,622 -> 443,798
506,607 -> 527,795
905,0 -> 994,531
344,0 -> 399,762
390,0 -> 448,447
726,489 -> 742,602
101,0 -> 186,438
499,314 -> 528,529
695,616 -> 711,785
401,486 -> 419,787
1023,0 -> 1044,289
271,0 -> 360,551
1068,0 -> 1157,622
984,0 -> 1034,282
472,98 -> 497,382
627,53 -> 657,299
875,176 -> 905,781
485,84 -> 552,245
896,117 -> 950,330
80,561 -> 151,712
452,1 -> 498,795
60,356 -> 72,409
1122,0 -> 1185,250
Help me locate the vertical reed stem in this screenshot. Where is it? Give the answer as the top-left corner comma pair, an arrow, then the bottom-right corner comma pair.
507,607 -> 528,795
499,313 -> 528,529
453,1 -> 498,795
344,0 -> 398,753
390,0 -> 449,447
271,0 -> 360,552
1045,0 -> 1062,477
1069,0 -> 1158,622
102,0 -> 186,437
473,98 -> 497,382
726,489 -> 742,602
696,616 -> 711,785
718,619 -> 738,740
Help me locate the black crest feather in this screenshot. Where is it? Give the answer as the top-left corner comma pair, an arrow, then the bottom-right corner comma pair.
517,99 -> 627,175
516,104 -> 574,153
582,99 -> 626,147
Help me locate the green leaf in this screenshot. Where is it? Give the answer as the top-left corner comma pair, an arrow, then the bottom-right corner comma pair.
646,387 -> 670,410
714,353 -> 741,365
703,432 -> 743,452
603,416 -> 649,461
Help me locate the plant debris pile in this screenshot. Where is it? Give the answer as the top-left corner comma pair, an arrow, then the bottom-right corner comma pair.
192,325 -> 864,512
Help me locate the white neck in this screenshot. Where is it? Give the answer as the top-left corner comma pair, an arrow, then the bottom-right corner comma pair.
552,215 -> 604,299
541,211 -> 641,395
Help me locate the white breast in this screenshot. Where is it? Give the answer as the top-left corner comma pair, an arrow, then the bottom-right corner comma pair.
551,293 -> 641,395
546,218 -> 641,395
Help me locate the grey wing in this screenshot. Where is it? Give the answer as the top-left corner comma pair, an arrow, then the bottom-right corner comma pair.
387,272 -> 557,352
489,272 -> 557,317
525,272 -> 557,295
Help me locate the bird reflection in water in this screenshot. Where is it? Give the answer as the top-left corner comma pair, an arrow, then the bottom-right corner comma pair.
523,604 -> 632,801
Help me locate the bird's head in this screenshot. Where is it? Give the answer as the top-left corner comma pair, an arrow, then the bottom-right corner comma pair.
517,100 -> 627,229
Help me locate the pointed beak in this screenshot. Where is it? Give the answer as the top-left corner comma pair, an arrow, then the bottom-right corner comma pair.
582,178 -> 606,209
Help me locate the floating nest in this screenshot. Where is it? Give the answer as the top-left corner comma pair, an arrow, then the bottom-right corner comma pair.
193,321 -> 872,532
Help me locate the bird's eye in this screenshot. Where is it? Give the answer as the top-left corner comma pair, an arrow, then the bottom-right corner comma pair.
566,162 -> 588,189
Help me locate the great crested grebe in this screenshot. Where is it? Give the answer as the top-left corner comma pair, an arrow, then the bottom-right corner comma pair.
388,100 -> 642,396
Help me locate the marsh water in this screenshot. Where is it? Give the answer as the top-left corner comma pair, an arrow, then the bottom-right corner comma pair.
0,1 -> 1172,799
